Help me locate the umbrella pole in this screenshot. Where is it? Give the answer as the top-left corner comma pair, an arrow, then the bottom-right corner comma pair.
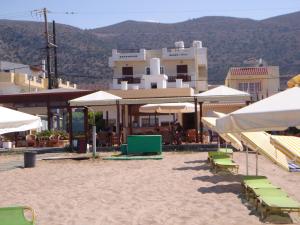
246,146 -> 249,175
256,150 -> 258,176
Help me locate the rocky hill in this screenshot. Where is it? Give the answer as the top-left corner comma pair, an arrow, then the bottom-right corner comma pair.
1,11 -> 300,88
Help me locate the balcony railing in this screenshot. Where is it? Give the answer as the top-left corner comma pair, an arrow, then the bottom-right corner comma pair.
168,74 -> 191,82
116,76 -> 141,84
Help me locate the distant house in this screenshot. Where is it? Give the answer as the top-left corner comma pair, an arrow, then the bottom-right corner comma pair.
108,40 -> 208,93
225,65 -> 280,101
0,60 -> 76,94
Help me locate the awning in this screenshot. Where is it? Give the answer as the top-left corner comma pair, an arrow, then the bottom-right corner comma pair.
0,106 -> 42,134
139,103 -> 199,114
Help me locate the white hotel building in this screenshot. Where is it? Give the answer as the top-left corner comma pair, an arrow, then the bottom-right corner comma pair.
108,41 -> 208,93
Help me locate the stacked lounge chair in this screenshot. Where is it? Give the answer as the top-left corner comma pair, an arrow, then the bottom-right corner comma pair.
241,176 -> 300,220
208,149 -> 239,174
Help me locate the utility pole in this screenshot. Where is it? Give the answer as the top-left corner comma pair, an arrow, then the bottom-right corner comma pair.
42,8 -> 52,89
53,20 -> 58,88
32,8 -> 59,89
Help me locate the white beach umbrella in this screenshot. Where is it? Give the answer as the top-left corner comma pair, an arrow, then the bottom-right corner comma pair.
69,91 -> 122,157
69,90 -> 121,106
139,102 -> 199,114
216,87 -> 300,133
0,106 -> 42,134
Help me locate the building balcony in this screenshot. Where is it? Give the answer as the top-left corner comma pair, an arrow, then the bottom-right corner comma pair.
110,49 -> 146,64
168,74 -> 192,82
162,47 -> 195,60
115,76 -> 141,84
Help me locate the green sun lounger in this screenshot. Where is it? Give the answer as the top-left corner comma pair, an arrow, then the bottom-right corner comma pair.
212,158 -> 239,174
0,206 -> 35,225
218,148 -> 233,154
242,175 -> 268,181
241,176 -> 277,198
207,150 -> 232,162
251,188 -> 288,209
259,196 -> 300,220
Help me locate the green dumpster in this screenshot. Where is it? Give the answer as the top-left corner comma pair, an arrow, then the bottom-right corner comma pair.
127,135 -> 162,155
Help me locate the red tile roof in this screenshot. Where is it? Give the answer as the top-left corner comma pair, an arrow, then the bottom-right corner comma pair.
230,67 -> 268,75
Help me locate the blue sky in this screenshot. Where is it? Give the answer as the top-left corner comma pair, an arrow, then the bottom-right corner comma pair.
1,0 -> 300,29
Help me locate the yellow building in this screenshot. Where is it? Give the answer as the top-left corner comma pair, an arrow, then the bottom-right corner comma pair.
225,66 -> 280,101
109,41 -> 208,93
0,72 -> 76,94
0,60 -> 76,94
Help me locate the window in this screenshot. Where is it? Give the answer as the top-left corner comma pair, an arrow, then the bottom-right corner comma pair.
122,67 -> 133,76
160,66 -> 164,74
238,82 -> 261,93
151,82 -> 157,89
146,67 -> 150,75
176,65 -> 188,74
141,117 -> 159,127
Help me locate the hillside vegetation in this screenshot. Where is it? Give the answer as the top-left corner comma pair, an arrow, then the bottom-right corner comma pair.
1,11 -> 300,88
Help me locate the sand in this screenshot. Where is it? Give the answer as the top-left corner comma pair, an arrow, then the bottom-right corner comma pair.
0,151 -> 299,225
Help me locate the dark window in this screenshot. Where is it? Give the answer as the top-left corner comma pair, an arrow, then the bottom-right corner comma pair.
176,65 -> 188,74
160,67 -> 164,74
146,67 -> 150,75
122,67 -> 133,76
151,82 -> 157,89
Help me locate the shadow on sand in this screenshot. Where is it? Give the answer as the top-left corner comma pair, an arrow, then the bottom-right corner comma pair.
198,183 -> 242,194
193,174 -> 242,184
184,159 -> 207,164
173,164 -> 211,171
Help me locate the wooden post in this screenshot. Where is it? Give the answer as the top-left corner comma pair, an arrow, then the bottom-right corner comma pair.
129,105 -> 133,135
121,104 -> 125,143
194,97 -> 199,143
67,106 -> 73,149
47,100 -> 51,130
84,107 -> 89,151
116,100 -> 121,146
124,105 -> 129,143
105,110 -> 109,127
199,102 -> 203,143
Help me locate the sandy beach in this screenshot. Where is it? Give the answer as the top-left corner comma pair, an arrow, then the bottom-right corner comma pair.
0,151 -> 299,225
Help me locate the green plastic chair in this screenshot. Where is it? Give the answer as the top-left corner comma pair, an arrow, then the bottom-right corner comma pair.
0,206 -> 35,225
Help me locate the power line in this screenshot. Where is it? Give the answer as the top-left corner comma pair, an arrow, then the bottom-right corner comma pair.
49,8 -> 300,15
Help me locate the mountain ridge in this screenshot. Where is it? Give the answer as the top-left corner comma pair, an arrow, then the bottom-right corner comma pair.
0,11 -> 300,88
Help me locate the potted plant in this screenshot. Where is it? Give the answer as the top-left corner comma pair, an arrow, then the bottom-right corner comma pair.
56,130 -> 69,147
36,130 -> 52,147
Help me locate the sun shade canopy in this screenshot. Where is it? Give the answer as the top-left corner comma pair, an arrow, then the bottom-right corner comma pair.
201,116 -> 243,151
139,102 -> 199,114
0,106 -> 41,134
194,85 -> 251,102
216,87 -> 300,133
69,91 -> 121,106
